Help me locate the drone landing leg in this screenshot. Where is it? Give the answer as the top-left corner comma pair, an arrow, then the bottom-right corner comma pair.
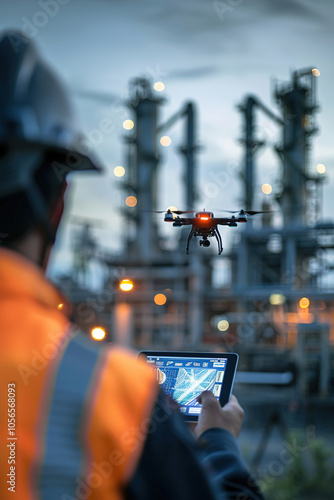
214,229 -> 223,255
186,228 -> 195,254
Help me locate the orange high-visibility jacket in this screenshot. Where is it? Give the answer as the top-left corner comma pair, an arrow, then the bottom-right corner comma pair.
0,248 -> 158,500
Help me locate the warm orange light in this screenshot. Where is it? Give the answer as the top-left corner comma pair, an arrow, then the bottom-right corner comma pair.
119,279 -> 134,292
154,81 -> 165,92
217,320 -> 229,332
123,119 -> 134,130
57,303 -> 64,310
154,293 -> 167,306
200,216 -> 209,220
262,183 -> 273,194
160,136 -> 171,147
312,68 -> 320,77
269,293 -> 286,306
299,297 -> 310,309
91,327 -> 106,341
114,166 -> 125,177
126,196 -> 137,207
316,163 -> 326,174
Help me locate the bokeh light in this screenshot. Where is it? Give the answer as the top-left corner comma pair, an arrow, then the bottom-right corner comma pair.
160,136 -> 171,147
91,327 -> 106,341
154,81 -> 165,91
217,319 -> 229,332
126,196 -> 137,207
299,297 -> 310,309
269,293 -> 286,305
123,119 -> 134,130
114,166 -> 125,177
154,293 -> 167,305
316,163 -> 326,174
262,183 -> 273,195
312,68 -> 320,77
119,279 -> 134,292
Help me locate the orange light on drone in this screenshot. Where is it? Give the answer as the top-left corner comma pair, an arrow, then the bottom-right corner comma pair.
200,216 -> 209,221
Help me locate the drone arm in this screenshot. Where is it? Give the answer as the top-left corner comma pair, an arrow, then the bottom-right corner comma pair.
173,218 -> 192,227
215,218 -> 231,226
180,218 -> 193,225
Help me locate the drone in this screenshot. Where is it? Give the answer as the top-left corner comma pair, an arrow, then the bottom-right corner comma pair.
158,208 -> 269,255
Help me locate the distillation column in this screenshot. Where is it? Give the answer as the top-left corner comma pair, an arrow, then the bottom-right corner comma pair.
130,78 -> 162,262
275,69 -> 318,226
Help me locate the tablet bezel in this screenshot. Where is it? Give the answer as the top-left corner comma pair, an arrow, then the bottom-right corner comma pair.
139,351 -> 239,422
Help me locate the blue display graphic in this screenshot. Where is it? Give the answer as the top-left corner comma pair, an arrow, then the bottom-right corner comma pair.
146,356 -> 227,416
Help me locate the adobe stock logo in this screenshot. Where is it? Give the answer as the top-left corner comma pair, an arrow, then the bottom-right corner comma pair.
21,0 -> 71,39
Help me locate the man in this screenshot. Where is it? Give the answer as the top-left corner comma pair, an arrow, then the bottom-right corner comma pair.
0,31 -> 264,500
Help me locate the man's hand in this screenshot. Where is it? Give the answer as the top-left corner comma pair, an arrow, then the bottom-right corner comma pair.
193,391 -> 244,439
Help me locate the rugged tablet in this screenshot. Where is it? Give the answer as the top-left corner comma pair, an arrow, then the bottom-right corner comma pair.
139,351 -> 238,422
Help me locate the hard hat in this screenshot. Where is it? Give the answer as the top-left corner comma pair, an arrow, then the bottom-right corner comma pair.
0,31 -> 102,241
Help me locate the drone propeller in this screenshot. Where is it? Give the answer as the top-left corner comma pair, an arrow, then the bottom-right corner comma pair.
144,208 -> 275,216
244,210 -> 274,215
170,210 -> 195,215
144,209 -> 195,214
215,209 -> 274,215
146,210 -> 168,213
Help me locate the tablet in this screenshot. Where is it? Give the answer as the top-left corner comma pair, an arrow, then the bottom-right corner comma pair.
139,351 -> 238,422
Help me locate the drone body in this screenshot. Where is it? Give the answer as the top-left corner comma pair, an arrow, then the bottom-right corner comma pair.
163,209 -> 261,254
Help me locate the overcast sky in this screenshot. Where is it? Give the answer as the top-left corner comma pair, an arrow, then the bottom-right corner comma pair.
2,0 -> 334,284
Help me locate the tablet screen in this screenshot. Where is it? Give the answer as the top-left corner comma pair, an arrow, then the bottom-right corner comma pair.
145,354 -> 228,417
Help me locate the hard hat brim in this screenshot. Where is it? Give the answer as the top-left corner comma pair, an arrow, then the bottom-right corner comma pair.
0,140 -> 103,201
2,138 -> 103,171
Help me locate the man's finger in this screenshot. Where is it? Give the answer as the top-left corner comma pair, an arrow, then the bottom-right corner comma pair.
197,390 -> 216,405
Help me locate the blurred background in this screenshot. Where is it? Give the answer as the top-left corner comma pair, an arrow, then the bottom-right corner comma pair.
3,1 -> 334,498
